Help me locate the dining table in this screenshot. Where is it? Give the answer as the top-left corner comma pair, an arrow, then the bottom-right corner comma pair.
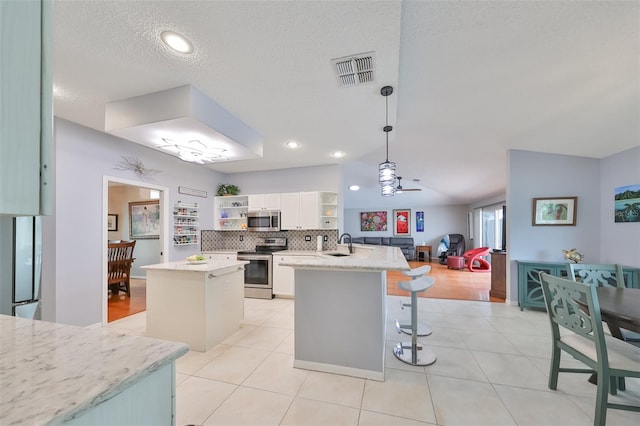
576,287 -> 640,388
593,287 -> 640,338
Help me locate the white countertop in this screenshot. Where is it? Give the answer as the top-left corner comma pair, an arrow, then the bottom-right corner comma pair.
142,259 -> 247,272
279,244 -> 410,272
0,315 -> 188,425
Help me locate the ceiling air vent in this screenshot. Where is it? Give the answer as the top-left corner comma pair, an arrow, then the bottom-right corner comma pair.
332,52 -> 376,87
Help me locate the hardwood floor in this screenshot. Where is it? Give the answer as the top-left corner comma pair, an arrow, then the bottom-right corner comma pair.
388,260 -> 501,302
108,278 -> 146,322
108,260 -> 500,322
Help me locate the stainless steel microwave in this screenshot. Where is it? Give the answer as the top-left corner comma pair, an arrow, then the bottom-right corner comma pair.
247,211 -> 281,232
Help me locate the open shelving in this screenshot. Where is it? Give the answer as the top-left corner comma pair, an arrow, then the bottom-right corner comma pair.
173,202 -> 199,245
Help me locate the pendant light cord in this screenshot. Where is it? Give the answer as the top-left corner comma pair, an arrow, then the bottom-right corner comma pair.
385,94 -> 389,162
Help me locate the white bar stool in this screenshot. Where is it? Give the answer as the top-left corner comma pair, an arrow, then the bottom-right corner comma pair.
393,275 -> 437,366
396,265 -> 432,337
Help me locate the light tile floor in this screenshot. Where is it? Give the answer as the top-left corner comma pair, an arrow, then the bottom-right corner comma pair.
108,296 -> 640,426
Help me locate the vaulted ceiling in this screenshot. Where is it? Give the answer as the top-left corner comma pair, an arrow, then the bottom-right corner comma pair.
53,1 -> 639,207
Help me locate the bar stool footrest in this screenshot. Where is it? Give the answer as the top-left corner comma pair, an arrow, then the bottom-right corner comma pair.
393,342 -> 436,366
399,320 -> 432,337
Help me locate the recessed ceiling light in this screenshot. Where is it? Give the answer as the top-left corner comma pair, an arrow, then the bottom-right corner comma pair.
285,141 -> 300,149
331,151 -> 345,158
161,31 -> 193,54
348,185 -> 360,191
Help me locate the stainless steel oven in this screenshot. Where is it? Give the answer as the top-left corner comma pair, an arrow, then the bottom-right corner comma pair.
237,237 -> 287,299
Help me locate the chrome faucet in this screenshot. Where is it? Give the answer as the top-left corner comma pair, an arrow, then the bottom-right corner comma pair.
338,233 -> 353,254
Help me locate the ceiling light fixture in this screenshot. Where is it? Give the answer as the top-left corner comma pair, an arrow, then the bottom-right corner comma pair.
348,185 -> 360,191
154,138 -> 228,164
331,151 -> 345,158
160,30 -> 193,54
381,183 -> 395,197
286,141 -> 300,149
378,85 -> 395,196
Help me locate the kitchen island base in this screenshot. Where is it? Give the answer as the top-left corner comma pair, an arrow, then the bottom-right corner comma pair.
145,262 -> 245,352
294,269 -> 387,381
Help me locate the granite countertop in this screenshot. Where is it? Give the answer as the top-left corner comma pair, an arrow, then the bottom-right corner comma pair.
274,250 -> 319,255
142,259 -> 247,272
0,315 -> 188,425
279,244 -> 410,272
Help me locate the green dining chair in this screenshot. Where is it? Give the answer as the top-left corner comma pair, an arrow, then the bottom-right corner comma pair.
567,263 -> 625,288
538,272 -> 640,426
568,263 -> 640,345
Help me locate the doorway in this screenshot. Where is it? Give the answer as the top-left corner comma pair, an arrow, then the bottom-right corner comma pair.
103,176 -> 169,324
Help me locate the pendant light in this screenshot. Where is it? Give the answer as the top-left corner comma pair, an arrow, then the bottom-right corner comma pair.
378,85 -> 396,196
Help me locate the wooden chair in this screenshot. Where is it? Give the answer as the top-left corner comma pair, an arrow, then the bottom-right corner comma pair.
108,240 -> 136,296
538,272 -> 640,425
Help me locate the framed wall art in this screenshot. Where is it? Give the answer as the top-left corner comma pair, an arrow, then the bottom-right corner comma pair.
416,211 -> 424,232
107,214 -> 118,231
614,184 -> 640,223
129,200 -> 160,239
393,209 -> 411,236
360,211 -> 387,231
532,197 -> 577,226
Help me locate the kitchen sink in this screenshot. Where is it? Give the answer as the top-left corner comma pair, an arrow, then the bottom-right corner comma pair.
323,252 -> 350,257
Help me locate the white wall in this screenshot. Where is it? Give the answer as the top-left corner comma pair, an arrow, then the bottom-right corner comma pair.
599,146 -> 640,266
507,150 -> 602,303
52,118 -> 224,326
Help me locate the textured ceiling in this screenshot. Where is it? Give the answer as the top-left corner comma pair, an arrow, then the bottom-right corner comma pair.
52,0 -> 639,207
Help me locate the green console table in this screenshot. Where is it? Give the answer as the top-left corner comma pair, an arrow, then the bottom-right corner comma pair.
516,260 -> 639,310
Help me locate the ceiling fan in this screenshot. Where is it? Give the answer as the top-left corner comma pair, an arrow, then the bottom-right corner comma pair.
395,176 -> 422,193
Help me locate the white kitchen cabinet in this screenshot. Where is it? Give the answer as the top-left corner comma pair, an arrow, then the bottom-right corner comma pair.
203,252 -> 237,262
214,195 -> 248,230
145,263 -> 245,352
272,254 -> 314,297
0,0 -> 53,215
319,192 -> 338,229
248,193 -> 281,211
280,192 -> 338,230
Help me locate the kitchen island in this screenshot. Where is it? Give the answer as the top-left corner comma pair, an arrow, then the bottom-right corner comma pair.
143,259 -> 247,352
280,244 -> 409,381
0,315 -> 187,425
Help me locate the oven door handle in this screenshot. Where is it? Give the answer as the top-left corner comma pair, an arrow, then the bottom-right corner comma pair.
237,256 -> 271,261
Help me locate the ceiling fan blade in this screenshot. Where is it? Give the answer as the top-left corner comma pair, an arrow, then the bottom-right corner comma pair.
395,177 -> 421,192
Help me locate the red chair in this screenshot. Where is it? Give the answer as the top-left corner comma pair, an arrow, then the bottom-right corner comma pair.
462,247 -> 491,272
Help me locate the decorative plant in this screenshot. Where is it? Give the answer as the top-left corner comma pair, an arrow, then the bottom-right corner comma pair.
217,184 -> 240,196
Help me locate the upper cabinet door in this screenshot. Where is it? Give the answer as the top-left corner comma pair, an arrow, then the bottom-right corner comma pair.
0,0 -> 52,215
279,193 -> 299,230
248,193 -> 281,211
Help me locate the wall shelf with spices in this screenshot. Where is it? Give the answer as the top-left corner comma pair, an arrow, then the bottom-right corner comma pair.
214,195 -> 248,231
173,202 -> 199,245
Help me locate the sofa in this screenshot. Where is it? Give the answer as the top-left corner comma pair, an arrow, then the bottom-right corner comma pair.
349,237 -> 416,261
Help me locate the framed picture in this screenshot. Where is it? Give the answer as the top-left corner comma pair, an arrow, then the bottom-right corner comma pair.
129,200 -> 160,239
393,209 -> 411,236
614,184 -> 640,223
107,214 -> 118,231
360,211 -> 387,231
532,197 -> 577,226
416,211 -> 424,232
